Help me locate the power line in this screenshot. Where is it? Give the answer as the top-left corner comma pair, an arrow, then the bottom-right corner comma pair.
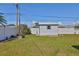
3,13 -> 79,19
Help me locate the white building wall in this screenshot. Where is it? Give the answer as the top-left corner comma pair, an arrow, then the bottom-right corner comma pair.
58,28 -> 75,34
39,26 -> 58,35
30,26 -> 79,36
0,26 -> 18,40
0,27 -> 5,40
30,28 -> 39,35
75,29 -> 79,34
5,26 -> 18,38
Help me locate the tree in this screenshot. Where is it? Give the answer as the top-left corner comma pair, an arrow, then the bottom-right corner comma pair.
74,25 -> 79,29
74,24 -> 79,34
20,24 -> 31,38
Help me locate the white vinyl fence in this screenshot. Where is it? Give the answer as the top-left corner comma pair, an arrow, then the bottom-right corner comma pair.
58,28 -> 75,34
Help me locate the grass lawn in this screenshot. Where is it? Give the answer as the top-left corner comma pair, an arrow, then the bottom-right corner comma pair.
0,34 -> 79,56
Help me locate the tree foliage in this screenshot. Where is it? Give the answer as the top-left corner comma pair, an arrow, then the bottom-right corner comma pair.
74,25 -> 79,29
20,24 -> 31,37
0,13 -> 7,25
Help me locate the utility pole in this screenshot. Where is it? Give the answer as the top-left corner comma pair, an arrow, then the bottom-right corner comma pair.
16,3 -> 20,35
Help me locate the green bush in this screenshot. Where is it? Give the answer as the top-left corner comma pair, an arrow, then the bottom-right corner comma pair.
19,24 -> 31,38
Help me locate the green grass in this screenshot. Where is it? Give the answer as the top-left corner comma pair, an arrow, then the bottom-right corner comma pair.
0,34 -> 79,56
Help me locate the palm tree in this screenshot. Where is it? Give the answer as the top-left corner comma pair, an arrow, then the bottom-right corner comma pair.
0,13 -> 7,25
0,13 -> 7,39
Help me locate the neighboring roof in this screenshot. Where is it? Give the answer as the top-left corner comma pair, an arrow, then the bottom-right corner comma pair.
32,22 -> 79,28
7,24 -> 15,26
32,22 -> 59,28
32,26 -> 39,28
0,24 -> 16,28
38,22 -> 59,26
38,24 -> 58,26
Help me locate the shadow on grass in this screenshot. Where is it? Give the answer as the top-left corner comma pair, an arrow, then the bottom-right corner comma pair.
0,37 -> 17,42
72,45 -> 79,50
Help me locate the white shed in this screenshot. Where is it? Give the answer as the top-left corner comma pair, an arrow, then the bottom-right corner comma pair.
0,25 -> 18,40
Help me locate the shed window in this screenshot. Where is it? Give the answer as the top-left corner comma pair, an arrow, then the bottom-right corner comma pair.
47,26 -> 51,29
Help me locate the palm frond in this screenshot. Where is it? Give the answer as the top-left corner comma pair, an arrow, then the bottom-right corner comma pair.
0,15 -> 7,25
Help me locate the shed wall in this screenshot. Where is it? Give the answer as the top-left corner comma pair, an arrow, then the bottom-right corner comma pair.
0,26 -> 18,40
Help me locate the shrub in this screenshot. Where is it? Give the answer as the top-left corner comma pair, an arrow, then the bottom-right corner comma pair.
19,24 -> 31,38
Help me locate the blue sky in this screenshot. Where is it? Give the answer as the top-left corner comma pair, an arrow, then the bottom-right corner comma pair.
0,3 -> 79,26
